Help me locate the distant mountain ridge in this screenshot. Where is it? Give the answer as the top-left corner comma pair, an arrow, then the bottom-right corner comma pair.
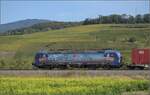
0,19 -> 81,35
0,19 -> 50,32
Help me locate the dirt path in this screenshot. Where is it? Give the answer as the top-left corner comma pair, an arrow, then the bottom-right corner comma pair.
122,91 -> 150,95
0,70 -> 150,78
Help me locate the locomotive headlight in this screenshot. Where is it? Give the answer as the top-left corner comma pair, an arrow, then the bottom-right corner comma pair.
39,58 -> 47,63
39,54 -> 47,63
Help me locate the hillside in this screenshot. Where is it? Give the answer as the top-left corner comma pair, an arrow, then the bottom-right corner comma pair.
0,20 -> 81,35
0,19 -> 50,33
0,24 -> 150,69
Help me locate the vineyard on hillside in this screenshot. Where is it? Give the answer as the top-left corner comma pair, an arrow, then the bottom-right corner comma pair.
0,24 -> 150,69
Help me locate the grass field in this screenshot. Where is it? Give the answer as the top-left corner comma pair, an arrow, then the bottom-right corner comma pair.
0,24 -> 150,69
0,76 -> 149,95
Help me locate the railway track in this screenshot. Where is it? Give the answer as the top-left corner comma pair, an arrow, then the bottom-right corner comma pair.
0,70 -> 150,78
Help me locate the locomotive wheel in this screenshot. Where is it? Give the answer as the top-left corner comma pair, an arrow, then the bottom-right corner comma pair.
58,65 -> 68,70
86,64 -> 97,70
102,65 -> 110,70
134,67 -> 145,70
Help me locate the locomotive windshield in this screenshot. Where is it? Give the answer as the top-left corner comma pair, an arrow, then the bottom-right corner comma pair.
34,53 -> 48,64
104,50 -> 122,65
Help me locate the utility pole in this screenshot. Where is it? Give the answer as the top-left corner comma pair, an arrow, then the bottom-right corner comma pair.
149,0 -> 150,14
0,0 -> 1,24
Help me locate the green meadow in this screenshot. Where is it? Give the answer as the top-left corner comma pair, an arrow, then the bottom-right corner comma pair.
0,24 -> 150,69
0,76 -> 149,95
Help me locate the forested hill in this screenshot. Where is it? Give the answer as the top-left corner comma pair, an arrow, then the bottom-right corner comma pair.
0,21 -> 81,35
0,19 -> 50,33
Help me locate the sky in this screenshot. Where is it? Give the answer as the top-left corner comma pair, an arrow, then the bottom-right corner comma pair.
0,0 -> 150,24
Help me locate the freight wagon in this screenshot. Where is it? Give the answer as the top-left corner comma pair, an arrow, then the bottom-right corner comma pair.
128,49 -> 150,69
32,49 -> 150,70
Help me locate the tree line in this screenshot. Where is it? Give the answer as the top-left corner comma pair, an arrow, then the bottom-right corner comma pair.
83,14 -> 150,25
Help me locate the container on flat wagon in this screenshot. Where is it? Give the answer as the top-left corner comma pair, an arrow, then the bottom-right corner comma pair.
132,49 -> 150,65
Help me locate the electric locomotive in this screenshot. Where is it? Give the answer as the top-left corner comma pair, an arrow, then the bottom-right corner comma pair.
32,49 -> 122,69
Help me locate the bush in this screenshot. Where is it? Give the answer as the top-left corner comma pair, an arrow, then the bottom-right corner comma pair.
128,37 -> 136,43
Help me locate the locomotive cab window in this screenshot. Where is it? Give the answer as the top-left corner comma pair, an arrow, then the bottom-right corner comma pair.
105,53 -> 114,57
35,53 -> 48,58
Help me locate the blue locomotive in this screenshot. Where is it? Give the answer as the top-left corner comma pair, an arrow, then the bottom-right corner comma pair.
32,49 -> 122,69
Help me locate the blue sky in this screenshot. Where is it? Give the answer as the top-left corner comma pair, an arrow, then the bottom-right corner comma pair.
1,0 -> 149,24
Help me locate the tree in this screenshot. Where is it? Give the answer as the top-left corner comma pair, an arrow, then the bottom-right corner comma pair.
121,14 -> 129,24
135,14 -> 143,23
110,14 -> 122,24
98,15 -> 103,23
101,16 -> 111,24
83,18 -> 91,25
143,14 -> 150,23
128,15 -> 135,24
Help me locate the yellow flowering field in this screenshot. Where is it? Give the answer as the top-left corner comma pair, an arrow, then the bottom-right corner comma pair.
0,76 -> 149,95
